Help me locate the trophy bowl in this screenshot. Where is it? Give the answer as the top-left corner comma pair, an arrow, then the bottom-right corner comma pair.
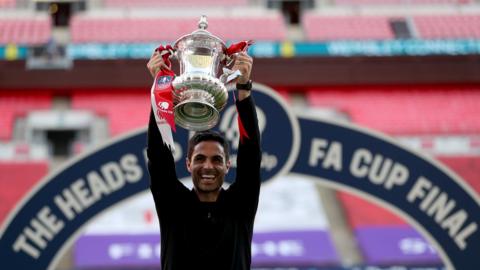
172,16 -> 229,131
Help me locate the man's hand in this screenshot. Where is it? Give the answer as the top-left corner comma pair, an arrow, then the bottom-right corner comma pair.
147,51 -> 171,79
231,52 -> 253,100
231,52 -> 253,84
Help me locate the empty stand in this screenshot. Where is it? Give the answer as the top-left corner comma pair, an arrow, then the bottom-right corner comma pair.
0,161 -> 49,224
414,14 -> 480,39
303,13 -> 395,41
0,16 -> 52,45
0,0 -> 16,8
103,0 -> 247,7
71,91 -> 150,136
306,86 -> 480,135
437,156 -> 480,195
0,92 -> 52,140
335,0 -> 470,5
207,16 -> 287,41
337,191 -> 407,227
70,12 -> 286,43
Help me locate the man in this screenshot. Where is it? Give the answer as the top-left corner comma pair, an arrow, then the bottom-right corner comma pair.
146,50 -> 262,270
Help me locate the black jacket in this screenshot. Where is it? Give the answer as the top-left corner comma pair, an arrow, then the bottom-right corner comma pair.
147,96 -> 262,270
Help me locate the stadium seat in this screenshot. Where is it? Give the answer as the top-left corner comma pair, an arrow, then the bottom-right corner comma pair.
437,156 -> 480,195
306,86 -> 480,135
71,91 -> 150,136
0,93 -> 52,140
70,13 -> 286,43
0,161 -> 49,224
334,0 -> 470,5
414,14 -> 480,39
0,16 -> 52,45
302,14 -> 395,41
0,0 -> 16,8
337,191 -> 407,227
103,0 -> 248,8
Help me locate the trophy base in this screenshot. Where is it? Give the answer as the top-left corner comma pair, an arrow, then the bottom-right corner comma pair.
172,74 -> 228,131
172,74 -> 228,112
174,90 -> 219,131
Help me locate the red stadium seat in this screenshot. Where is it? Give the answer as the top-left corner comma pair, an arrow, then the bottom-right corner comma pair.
70,14 -> 286,43
0,0 -> 16,8
437,156 -> 480,195
0,16 -> 52,45
335,0 -> 470,5
337,191 -> 407,227
0,161 -> 49,224
306,86 -> 480,135
0,93 -> 52,140
303,14 -> 395,41
103,0 -> 247,7
414,15 -> 480,39
71,91 -> 150,137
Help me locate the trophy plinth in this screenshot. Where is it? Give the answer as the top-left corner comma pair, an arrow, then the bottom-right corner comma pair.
172,15 -> 228,131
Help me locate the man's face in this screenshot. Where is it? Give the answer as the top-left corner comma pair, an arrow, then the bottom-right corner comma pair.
187,141 -> 230,197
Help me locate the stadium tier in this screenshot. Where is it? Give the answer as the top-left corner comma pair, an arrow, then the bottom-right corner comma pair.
437,156 -> 480,195
0,92 -> 52,140
306,86 -> 480,135
338,192 -> 407,228
303,13 -> 480,41
414,14 -> 480,39
103,0 -> 248,8
0,0 -> 15,8
334,0 -> 471,5
70,11 -> 287,43
302,14 -> 396,41
70,91 -> 150,136
0,160 -> 49,224
0,16 -> 51,45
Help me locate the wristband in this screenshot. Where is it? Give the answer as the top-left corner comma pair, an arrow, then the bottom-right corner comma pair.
236,80 -> 252,91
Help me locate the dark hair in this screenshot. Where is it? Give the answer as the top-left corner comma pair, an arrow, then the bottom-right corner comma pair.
187,130 -> 230,161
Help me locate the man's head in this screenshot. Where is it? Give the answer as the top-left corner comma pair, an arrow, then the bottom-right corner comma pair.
186,130 -> 231,201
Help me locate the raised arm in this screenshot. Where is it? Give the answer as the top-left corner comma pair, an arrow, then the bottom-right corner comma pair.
146,51 -> 189,206
227,53 -> 262,212
147,110 -> 184,195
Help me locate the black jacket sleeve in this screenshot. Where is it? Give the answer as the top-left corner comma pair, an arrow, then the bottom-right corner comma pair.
227,95 -> 262,217
147,110 -> 189,211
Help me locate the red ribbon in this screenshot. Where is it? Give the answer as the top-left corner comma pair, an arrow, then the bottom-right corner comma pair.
226,40 -> 254,55
152,45 -> 176,132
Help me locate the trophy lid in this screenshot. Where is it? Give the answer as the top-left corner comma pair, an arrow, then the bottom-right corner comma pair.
173,15 -> 227,51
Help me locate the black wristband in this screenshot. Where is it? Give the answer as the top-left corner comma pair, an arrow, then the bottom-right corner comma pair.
236,80 -> 252,91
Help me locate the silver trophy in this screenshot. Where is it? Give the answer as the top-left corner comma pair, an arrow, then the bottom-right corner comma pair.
171,15 -> 237,131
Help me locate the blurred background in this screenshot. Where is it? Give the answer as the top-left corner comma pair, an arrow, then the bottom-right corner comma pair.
1,0 -> 479,269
